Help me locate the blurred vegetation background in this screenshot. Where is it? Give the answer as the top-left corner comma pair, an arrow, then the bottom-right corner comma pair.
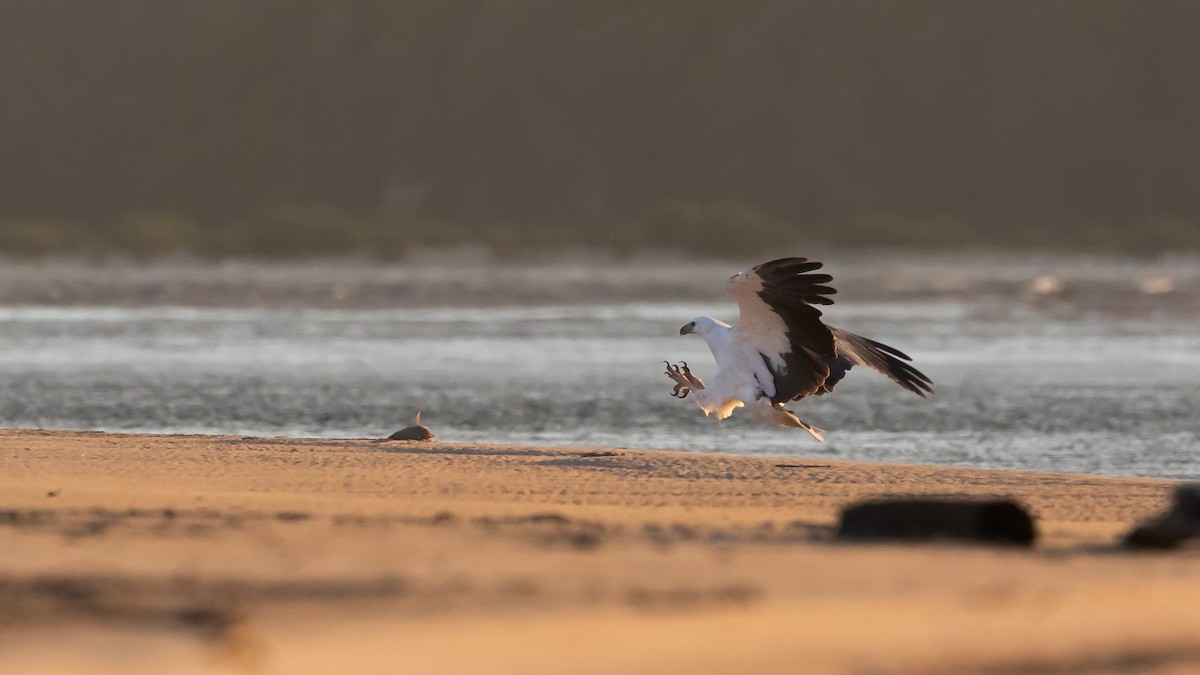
2,1 -> 1199,258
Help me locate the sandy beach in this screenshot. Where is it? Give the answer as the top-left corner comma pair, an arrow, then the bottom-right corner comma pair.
1,428 -> 1199,674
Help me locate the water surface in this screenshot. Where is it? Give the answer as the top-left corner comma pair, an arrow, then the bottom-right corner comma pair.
3,278 -> 1198,479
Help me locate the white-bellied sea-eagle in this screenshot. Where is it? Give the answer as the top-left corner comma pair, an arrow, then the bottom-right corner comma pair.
664,257 -> 932,441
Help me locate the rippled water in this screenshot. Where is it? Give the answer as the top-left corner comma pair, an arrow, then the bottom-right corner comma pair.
3,281 -> 1199,479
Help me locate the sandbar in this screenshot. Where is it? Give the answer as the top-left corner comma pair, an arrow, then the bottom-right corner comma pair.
1,429 -> 1197,674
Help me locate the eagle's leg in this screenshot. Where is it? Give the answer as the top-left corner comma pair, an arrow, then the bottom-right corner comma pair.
664,361 -> 697,398
777,406 -> 825,442
791,415 -> 826,443
752,398 -> 826,442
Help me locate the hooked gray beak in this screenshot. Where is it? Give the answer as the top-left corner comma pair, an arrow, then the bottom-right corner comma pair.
679,322 -> 695,336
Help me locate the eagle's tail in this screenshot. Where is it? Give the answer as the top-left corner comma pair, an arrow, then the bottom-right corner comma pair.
828,327 -> 934,398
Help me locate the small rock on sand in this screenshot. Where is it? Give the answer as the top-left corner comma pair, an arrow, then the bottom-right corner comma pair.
386,425 -> 434,441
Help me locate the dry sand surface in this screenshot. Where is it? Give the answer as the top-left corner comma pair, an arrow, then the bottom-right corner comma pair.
1,429 -> 1199,674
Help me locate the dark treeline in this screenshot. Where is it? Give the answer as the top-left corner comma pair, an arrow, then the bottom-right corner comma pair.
3,1 -> 1200,256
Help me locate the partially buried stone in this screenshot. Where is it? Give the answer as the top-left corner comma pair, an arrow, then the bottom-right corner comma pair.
387,425 -> 434,441
385,411 -> 435,441
1124,484 -> 1200,549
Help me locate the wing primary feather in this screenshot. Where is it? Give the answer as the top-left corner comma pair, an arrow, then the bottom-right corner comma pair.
753,258 -> 824,277
828,327 -> 934,398
864,338 -> 913,361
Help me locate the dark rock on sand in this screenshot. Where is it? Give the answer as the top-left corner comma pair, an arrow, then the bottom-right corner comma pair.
386,425 -> 434,441
384,411 -> 435,441
1124,484 -> 1200,549
837,498 -> 1036,546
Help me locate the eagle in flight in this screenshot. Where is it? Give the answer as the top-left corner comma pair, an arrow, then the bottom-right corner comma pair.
664,257 -> 932,441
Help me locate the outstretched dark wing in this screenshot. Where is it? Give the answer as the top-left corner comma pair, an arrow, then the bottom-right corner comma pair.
824,327 -> 934,398
728,257 -> 838,404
